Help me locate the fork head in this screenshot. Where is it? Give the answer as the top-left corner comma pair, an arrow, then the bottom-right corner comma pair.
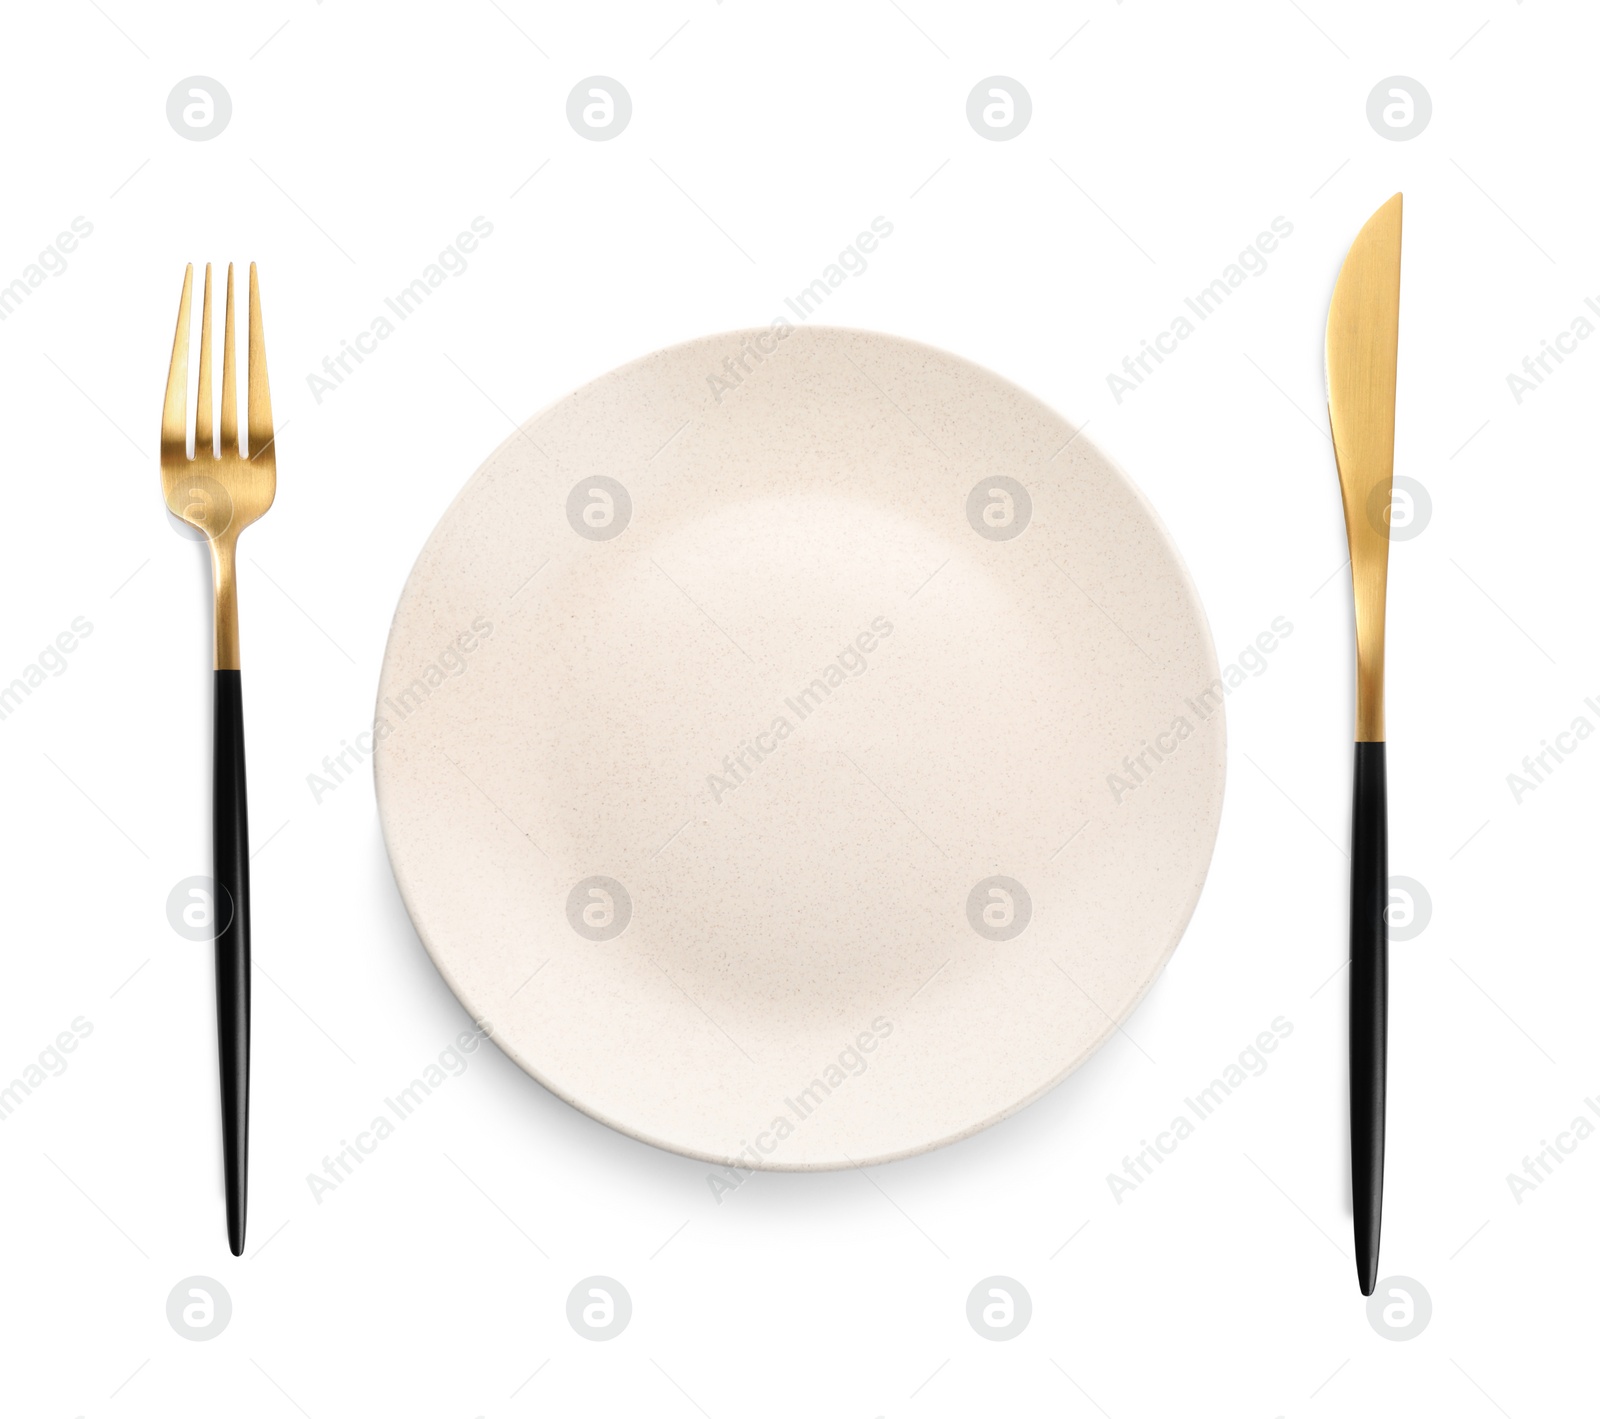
160,262 -> 276,544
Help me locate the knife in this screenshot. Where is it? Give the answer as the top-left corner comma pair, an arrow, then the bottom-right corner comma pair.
1325,192 -> 1401,1296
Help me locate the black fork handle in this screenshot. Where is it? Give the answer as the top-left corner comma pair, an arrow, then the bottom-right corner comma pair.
1350,740 -> 1387,1295
215,669 -> 250,1256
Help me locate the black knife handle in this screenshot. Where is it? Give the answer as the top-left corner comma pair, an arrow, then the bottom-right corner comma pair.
214,669 -> 251,1256
1350,740 -> 1387,1295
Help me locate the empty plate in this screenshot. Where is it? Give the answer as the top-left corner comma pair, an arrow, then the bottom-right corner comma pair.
375,326 -> 1225,1171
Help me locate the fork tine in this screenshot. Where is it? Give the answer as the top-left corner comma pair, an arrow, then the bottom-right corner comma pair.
161,264 -> 193,462
195,264 -> 214,457
247,263 -> 273,464
220,263 -> 238,454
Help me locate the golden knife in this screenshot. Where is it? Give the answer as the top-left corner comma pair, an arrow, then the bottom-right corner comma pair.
1326,193 -> 1401,1296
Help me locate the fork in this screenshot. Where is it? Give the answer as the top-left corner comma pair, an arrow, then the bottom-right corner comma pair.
161,263 -> 275,1255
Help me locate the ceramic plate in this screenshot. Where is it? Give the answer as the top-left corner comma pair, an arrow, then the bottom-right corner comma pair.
375,326 -> 1225,1171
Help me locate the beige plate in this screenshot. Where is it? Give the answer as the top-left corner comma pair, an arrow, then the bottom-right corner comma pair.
375,327 -> 1225,1171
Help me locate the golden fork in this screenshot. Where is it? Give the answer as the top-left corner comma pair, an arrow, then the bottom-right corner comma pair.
161,263 -> 276,1255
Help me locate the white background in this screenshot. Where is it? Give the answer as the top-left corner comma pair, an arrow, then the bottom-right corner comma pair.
1,1 -> 1594,1414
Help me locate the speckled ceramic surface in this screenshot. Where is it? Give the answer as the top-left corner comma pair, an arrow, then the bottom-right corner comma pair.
374,326 -> 1225,1171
